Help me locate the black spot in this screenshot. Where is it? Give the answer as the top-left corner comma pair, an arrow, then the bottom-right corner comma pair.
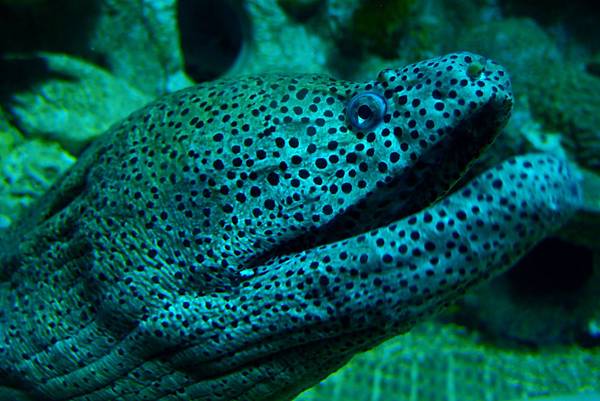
213,159 -> 225,170
315,158 -> 327,169
267,172 -> 280,185
296,88 -> 308,100
250,186 -> 261,197
264,199 -> 276,210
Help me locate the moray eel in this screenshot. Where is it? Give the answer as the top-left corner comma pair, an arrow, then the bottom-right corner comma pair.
0,52 -> 581,401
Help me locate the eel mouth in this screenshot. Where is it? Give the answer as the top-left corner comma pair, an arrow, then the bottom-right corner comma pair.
257,92 -> 513,264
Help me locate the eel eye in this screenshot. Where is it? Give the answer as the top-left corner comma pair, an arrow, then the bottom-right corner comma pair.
347,92 -> 386,131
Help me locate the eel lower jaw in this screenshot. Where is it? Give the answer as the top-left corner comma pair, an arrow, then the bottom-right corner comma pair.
241,87 -> 513,276
161,153 -> 581,401
231,154 -> 581,354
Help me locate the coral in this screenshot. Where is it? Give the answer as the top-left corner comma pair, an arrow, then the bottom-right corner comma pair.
2,52 -> 151,155
0,139 -> 74,228
228,0 -> 331,77
88,0 -> 190,94
0,109 -> 23,228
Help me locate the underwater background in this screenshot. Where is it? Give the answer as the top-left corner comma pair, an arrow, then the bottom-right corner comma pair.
0,0 -> 598,400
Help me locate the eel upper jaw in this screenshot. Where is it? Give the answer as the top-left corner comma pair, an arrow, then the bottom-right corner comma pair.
265,92 -> 513,262
233,99 -> 517,360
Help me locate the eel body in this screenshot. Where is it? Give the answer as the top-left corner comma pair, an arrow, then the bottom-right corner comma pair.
0,52 -> 580,400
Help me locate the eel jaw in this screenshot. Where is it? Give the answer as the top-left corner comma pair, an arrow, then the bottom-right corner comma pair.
207,154 -> 582,401
270,84 -> 514,260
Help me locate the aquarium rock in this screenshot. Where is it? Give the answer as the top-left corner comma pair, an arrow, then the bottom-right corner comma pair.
0,139 -> 74,229
3,53 -> 151,155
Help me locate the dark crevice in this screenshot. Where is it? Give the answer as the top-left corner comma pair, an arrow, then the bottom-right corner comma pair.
277,0 -> 326,22
0,0 -> 101,59
449,237 -> 596,348
506,237 -> 593,297
177,0 -> 249,82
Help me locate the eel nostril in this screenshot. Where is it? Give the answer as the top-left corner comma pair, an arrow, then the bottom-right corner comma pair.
466,60 -> 486,80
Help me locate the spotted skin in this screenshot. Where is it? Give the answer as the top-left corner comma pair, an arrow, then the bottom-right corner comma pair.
0,52 -> 579,401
